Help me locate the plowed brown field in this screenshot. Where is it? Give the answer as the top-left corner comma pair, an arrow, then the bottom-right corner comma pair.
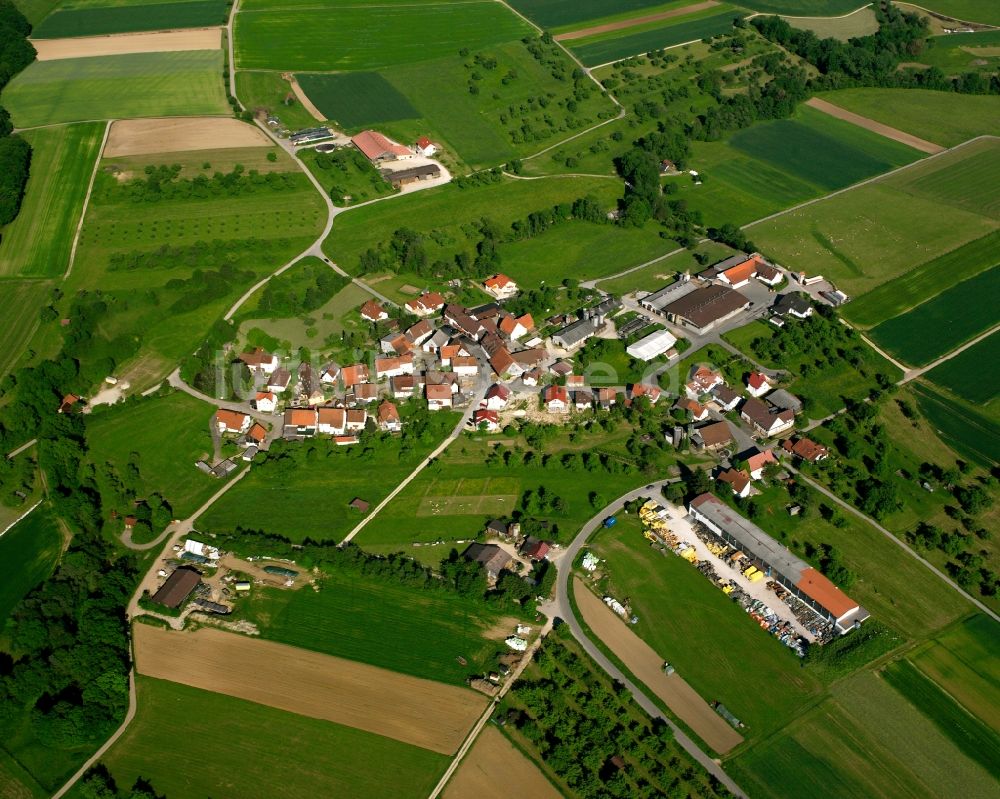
443,727 -> 561,799
574,578 -> 744,754
133,624 -> 485,754
104,117 -> 271,156
554,2 -> 718,41
31,28 -> 221,61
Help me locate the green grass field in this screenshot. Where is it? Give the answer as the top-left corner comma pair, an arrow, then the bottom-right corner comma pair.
299,146 -> 396,206
912,382 -> 1000,467
241,571 -> 513,684
235,70 -> 322,131
99,675 -> 448,799
748,139 -> 1000,296
917,0 -> 1000,25
925,330 -> 1000,405
0,506 -> 62,625
597,242 -> 733,295
570,9 -> 738,66
234,3 -> 531,71
868,266 -> 1000,366
915,29 -> 1000,75
734,0 -> 866,12
817,88 -> 1000,148
0,123 -> 105,278
506,0 -> 672,29
85,391 -> 220,517
587,517 -> 824,742
296,71 -> 418,128
0,280 -> 50,381
31,0 -> 227,37
2,51 -> 228,128
843,230 -> 1000,328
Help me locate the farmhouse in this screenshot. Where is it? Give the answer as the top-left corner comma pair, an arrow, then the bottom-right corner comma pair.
774,293 -> 814,319
483,274 -> 518,299
711,254 -> 761,288
741,398 -> 794,437
390,374 -> 416,399
284,408 -> 318,436
756,263 -> 782,286
675,398 -> 709,422
472,409 -> 501,432
267,368 -> 292,393
661,285 -> 751,334
426,383 -> 453,410
405,292 -> 445,316
451,355 -> 479,376
317,407 -> 346,435
378,401 -> 401,432
520,536 -> 550,560
351,383 -> 378,404
551,317 -> 599,350
405,319 -> 434,346
360,299 -> 389,322
782,437 -> 829,462
375,353 -> 415,379
216,409 -> 250,435
717,468 -> 752,498
341,363 -> 370,385
462,543 -> 512,582
693,420 -> 733,450
352,130 -> 414,162
239,348 -> 278,375
499,312 -> 533,341
490,347 -> 518,379
382,163 -> 440,188
745,448 -> 778,479
689,493 -> 869,632
151,567 -> 201,609
626,329 -> 677,361
711,384 -> 742,411
415,136 -> 437,156
746,372 -> 773,398
483,384 -> 510,410
346,409 -> 368,431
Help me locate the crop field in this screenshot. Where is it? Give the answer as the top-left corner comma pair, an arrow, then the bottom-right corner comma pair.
102,675 -> 448,799
85,391 -> 219,517
296,72 -> 418,128
587,520 -> 821,742
243,570 -> 513,684
0,506 -> 62,624
916,0 -> 1000,25
443,726 -> 560,799
911,615 -> 1000,732
868,266 -> 1000,366
2,51 -> 228,128
0,123 -> 104,279
569,8 -> 738,66
732,670 -> 996,799
0,281 -> 50,381
234,3 -> 530,71
133,625 -> 485,754
843,230 -> 1000,328
925,330 -> 1000,405
31,0 -> 227,37
734,0 -> 865,12
911,382 -> 1000,467
817,88 -> 1000,148
506,0 -> 673,29
747,140 -> 1000,296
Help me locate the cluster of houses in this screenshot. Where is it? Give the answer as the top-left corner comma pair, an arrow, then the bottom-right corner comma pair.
460,518 -> 553,584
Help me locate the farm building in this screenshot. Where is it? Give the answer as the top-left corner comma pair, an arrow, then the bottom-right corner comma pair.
661,285 -> 751,334
462,543 -> 512,581
351,130 -> 413,162
263,565 -> 298,578
551,317 -> 599,350
741,398 -> 794,437
639,275 -> 697,314
626,329 -> 677,361
382,163 -> 440,188
290,127 -> 333,146
689,493 -> 869,632
151,567 -> 201,609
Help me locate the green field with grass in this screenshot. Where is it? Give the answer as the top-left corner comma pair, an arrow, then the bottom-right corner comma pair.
85,391 -> 220,517
918,0 -> 1000,25
99,675 -> 448,799
234,3 -> 530,71
843,230 -> 1000,328
235,70 -> 321,130
748,139 -> 1000,296
570,9 -> 738,66
0,506 -> 62,625
868,266 -> 999,366
241,571 -> 513,684
597,242 -> 733,295
735,0 -> 866,12
507,0 -> 672,29
817,88 -> 1000,148
12,0 -> 59,24
296,71 -> 418,128
925,330 -> 1000,405
0,280 -> 50,381
32,0 -> 226,36
0,123 -> 105,279
299,146 -> 396,206
915,29 -> 1000,75
587,517 -> 824,741
911,382 -> 1000,467
2,51 -> 228,128
200,412 -> 459,542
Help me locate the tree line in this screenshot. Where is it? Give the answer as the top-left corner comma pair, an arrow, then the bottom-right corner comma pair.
0,0 -> 35,227
99,164 -> 303,204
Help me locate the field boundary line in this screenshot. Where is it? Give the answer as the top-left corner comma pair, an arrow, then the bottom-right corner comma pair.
903,321 -> 1000,381
0,499 -> 41,539
766,3 -> 872,21
554,1 -> 720,42
895,2 -> 1000,29
64,119 -> 112,280
226,0 -> 240,101
804,96 -> 944,153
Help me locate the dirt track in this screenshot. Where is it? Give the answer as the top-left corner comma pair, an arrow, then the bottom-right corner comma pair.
104,117 -> 271,157
443,726 -> 561,799
805,97 -> 945,154
133,625 -> 485,754
31,28 -> 221,60
284,73 -> 326,122
554,1 -> 718,41
573,579 -> 744,754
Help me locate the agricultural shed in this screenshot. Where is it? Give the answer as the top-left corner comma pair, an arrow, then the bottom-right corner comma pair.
263,565 -> 298,578
626,329 -> 677,361
661,285 -> 751,334
151,567 -> 201,608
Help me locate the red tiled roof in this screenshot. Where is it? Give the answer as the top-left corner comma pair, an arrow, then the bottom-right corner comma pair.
796,567 -> 858,619
544,385 -> 568,404
216,409 -> 247,430
426,384 -> 452,400
352,130 -> 410,160
484,274 -> 513,290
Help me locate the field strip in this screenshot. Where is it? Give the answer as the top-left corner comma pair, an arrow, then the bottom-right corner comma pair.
573,578 -> 744,754
441,726 -> 561,799
284,73 -> 325,122
907,321 -> 1000,380
104,116 -> 271,156
554,1 -> 718,41
132,624 -> 486,754
805,97 -> 945,154
770,3 -> 872,21
64,120 -> 111,280
31,28 -> 222,61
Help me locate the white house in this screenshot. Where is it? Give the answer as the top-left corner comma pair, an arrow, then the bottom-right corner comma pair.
472,409 -> 501,432
451,356 -> 479,377
746,371 -> 773,398
415,136 -> 437,157
483,273 -> 518,300
240,349 -> 278,375
216,409 -> 250,434
253,391 -> 276,414
317,407 -> 346,435
268,368 -> 292,393
320,363 -> 340,384
426,384 -> 453,410
483,384 -> 510,410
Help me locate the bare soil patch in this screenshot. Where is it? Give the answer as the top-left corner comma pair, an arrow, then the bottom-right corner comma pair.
133,624 -> 485,754
805,97 -> 946,154
573,578 -> 744,754
31,28 -> 221,61
443,726 -> 561,799
104,117 -> 271,157
554,1 -> 718,41
283,72 -> 326,122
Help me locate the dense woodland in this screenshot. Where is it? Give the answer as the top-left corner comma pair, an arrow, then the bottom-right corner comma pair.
0,0 -> 34,226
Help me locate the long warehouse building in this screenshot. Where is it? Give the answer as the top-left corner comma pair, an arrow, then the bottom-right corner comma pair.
688,493 -> 869,633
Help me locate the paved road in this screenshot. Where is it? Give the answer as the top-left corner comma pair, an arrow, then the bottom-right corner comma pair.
542,487 -> 748,798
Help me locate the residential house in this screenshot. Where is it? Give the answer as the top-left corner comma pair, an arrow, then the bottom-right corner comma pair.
375,353 -> 415,379
574,390 -> 594,410
490,347 -> 518,380
693,420 -> 733,450
711,384 -> 742,412
390,374 -> 416,399
745,448 -> 778,479
746,371 -> 773,398
782,437 -> 829,463
283,408 -> 317,436
415,136 -> 437,156
317,407 -> 346,436
426,383 -> 453,410
341,363 -> 370,386
472,409 -> 501,432
253,392 -> 276,413
520,367 -> 543,386
444,304 -> 485,339
520,537 -> 550,561
239,348 -> 278,375
544,384 -> 569,413
405,319 -> 434,347
510,348 -> 545,369
483,273 -> 518,300
380,332 -> 410,355
422,329 -> 449,354
451,355 -> 479,376
267,368 -> 292,393
378,401 -> 401,432
424,370 -> 459,393
360,299 -> 389,322
246,423 -> 267,445
216,409 -> 250,434
717,468 -> 752,498
689,366 -> 724,394
774,293 -> 813,319
320,363 -> 341,384
550,361 -> 573,378
462,542 -> 512,582
741,398 -> 795,437
405,292 -> 444,317
566,374 -> 585,389
345,409 -> 367,431
756,263 -> 782,286
483,384 -> 510,410
675,397 -> 709,422
596,387 -> 617,409
627,383 -> 661,404
499,312 -> 533,341
352,383 -> 379,404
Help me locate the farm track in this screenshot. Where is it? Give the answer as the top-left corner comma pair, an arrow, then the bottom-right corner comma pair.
553,1 -> 719,41
64,119 -> 111,279
805,97 -> 944,153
